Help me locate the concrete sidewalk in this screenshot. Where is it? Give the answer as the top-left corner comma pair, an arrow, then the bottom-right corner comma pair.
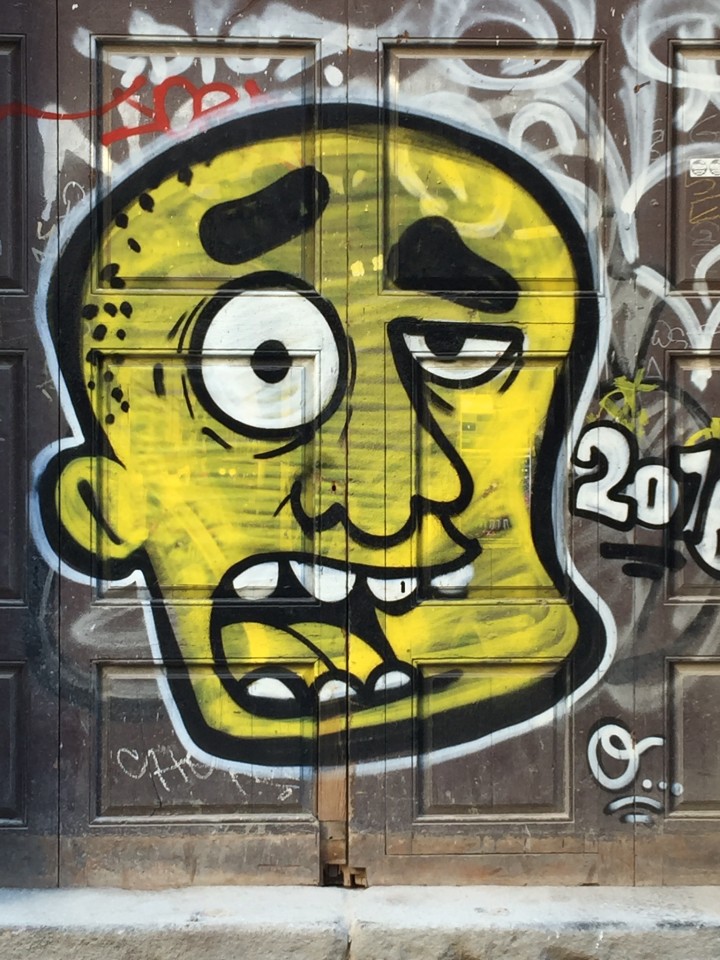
1,886 -> 719,959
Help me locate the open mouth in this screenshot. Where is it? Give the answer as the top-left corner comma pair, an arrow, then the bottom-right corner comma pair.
209,547 -> 479,719
216,548 -> 480,606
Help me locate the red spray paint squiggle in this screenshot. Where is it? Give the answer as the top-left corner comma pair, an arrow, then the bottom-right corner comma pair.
0,75 -> 262,144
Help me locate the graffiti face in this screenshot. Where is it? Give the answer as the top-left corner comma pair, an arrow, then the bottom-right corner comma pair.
42,106 -> 602,766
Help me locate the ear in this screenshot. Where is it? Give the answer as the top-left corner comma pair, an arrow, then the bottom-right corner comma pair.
56,455 -> 148,562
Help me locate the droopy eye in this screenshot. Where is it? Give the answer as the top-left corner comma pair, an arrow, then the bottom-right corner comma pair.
192,289 -> 343,436
402,323 -> 523,390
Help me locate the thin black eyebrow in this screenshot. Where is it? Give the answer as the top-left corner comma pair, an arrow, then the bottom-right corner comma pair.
176,299 -> 207,353
386,216 -> 520,313
199,166 -> 330,265
168,311 -> 187,342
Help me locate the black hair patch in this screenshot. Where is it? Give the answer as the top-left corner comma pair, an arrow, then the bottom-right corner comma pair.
199,166 -> 330,265
387,216 -> 520,313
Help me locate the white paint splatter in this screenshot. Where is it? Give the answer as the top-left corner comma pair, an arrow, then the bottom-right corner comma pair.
324,64 -> 343,87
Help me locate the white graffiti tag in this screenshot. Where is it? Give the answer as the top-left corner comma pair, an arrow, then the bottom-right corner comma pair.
587,722 -> 664,790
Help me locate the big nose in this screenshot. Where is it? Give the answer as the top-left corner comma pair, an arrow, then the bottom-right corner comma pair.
293,337 -> 474,546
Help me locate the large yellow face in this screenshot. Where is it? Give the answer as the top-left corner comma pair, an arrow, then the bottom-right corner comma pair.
57,113 -> 588,765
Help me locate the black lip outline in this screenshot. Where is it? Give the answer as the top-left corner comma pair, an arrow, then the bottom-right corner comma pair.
209,544 -> 482,646
208,546 -> 481,719
223,661 -> 424,720
214,541 -> 482,603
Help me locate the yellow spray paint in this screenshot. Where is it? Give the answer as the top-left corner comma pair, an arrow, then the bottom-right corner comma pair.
53,119 -> 584,759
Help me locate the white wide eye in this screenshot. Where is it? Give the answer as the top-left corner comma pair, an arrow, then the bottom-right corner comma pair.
200,292 -> 340,432
403,331 -> 517,383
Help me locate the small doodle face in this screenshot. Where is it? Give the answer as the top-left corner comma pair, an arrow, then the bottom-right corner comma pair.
50,108 -> 600,765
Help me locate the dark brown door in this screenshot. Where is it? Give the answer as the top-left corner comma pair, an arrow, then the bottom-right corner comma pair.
342,18 -> 629,885
5,0 -> 720,887
0,2 -> 59,886
45,0 -> 353,885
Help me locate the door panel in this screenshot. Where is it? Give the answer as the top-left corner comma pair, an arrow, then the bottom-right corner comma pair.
0,2 -> 59,886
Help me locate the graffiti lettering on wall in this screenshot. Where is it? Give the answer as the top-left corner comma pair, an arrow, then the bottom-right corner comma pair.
33,104 -> 609,769
573,401 -> 720,581
573,421 -> 715,578
114,745 -> 296,802
587,720 -> 684,825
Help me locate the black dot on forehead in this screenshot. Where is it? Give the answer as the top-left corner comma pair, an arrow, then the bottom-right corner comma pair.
104,303 -> 117,316
82,304 -> 99,320
120,301 -> 133,317
100,263 -> 125,289
92,324 -> 107,341
139,192 -> 155,212
115,213 -> 128,229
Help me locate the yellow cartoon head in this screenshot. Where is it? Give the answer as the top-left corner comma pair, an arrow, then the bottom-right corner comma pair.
41,106 -> 602,766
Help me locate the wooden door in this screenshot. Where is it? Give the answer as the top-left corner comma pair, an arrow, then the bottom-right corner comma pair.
343,0 -> 720,885
342,13 -> 630,884
0,0 -> 59,886
43,0 -> 353,885
6,0 -> 720,887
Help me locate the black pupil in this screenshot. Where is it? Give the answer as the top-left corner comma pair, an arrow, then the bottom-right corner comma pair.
251,339 -> 292,384
424,328 -> 466,357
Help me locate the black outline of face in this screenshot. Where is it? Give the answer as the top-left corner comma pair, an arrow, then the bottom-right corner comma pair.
38,105 -> 604,766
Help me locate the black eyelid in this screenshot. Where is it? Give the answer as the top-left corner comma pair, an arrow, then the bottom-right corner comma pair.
387,318 -> 523,392
388,317 -> 523,351
190,270 -> 319,303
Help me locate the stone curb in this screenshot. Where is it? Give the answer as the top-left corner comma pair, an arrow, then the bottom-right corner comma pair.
1,887 -> 719,960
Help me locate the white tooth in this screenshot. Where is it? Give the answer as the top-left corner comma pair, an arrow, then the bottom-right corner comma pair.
232,562 -> 279,599
289,560 -> 313,594
290,561 -> 354,602
374,670 -> 411,692
430,563 -> 474,596
245,677 -> 295,700
367,576 -> 417,602
318,679 -> 350,702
